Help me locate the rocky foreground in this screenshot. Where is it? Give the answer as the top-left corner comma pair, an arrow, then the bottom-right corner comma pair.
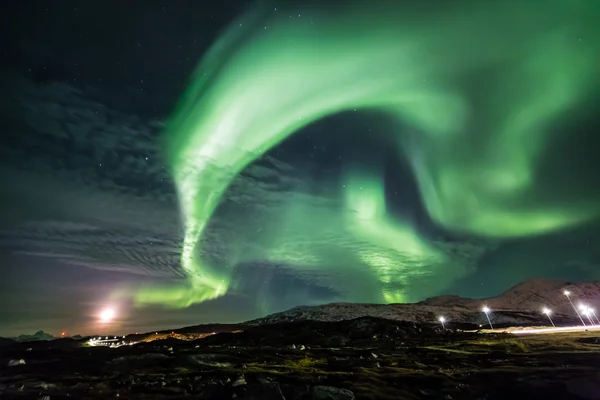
2,317 -> 600,399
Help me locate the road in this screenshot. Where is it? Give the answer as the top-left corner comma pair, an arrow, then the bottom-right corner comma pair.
510,324 -> 600,335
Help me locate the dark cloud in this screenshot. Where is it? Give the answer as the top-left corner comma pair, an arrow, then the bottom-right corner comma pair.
1,73 -> 181,286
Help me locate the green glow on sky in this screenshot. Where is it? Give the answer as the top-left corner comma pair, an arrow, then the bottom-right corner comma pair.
132,0 -> 600,307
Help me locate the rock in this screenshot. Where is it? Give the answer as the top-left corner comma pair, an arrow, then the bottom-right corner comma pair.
233,375 -> 247,387
34,382 -> 57,390
188,354 -> 232,368
312,386 -> 355,400
8,359 -> 26,366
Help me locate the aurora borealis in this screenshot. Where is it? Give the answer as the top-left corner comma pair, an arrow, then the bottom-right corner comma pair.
1,0 -> 599,336
130,0 -> 600,308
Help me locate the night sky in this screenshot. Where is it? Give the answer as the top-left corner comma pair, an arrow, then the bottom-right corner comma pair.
1,0 -> 599,337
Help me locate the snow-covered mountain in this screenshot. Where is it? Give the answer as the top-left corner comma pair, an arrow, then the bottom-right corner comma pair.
248,279 -> 600,327
420,279 -> 600,313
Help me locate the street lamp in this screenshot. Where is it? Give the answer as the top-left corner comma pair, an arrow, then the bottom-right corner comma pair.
563,290 -> 586,326
438,316 -> 446,329
589,307 -> 600,325
482,306 -> 494,330
579,304 -> 595,325
542,307 -> 555,327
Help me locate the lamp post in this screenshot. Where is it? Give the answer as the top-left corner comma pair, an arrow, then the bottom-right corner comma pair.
589,308 -> 600,325
482,306 -> 494,330
579,305 -> 595,325
438,316 -> 446,329
563,290 -> 586,326
542,307 -> 555,327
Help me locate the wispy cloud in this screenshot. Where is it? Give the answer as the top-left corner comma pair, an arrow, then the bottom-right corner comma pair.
0,73 -> 502,313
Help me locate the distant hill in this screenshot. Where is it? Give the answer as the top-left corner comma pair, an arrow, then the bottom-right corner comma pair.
168,323 -> 246,335
11,330 -> 55,342
247,279 -> 600,327
4,279 -> 598,340
419,279 -> 600,312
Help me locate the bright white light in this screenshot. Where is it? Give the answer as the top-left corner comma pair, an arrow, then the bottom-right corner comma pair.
512,324 -> 600,335
579,304 -> 593,315
438,315 -> 446,329
542,307 -> 551,315
99,308 -> 116,323
482,306 -> 494,329
563,290 -> 570,296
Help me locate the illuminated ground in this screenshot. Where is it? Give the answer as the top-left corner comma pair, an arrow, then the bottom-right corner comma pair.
2,318 -> 600,399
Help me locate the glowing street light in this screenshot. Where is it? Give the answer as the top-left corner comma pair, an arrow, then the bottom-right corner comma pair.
580,305 -> 600,325
579,304 -> 595,325
563,290 -> 586,326
438,316 -> 446,329
482,306 -> 494,330
542,307 -> 555,327
589,307 -> 600,325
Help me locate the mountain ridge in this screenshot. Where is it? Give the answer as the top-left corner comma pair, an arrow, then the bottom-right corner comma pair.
4,279 -> 599,339
247,278 -> 600,326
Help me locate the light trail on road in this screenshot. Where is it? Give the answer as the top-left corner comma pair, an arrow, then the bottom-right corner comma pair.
511,325 -> 600,335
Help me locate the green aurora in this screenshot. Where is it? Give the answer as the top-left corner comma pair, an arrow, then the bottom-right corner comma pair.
131,0 -> 600,308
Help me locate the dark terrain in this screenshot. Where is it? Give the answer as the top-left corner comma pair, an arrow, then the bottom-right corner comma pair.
2,317 -> 600,399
